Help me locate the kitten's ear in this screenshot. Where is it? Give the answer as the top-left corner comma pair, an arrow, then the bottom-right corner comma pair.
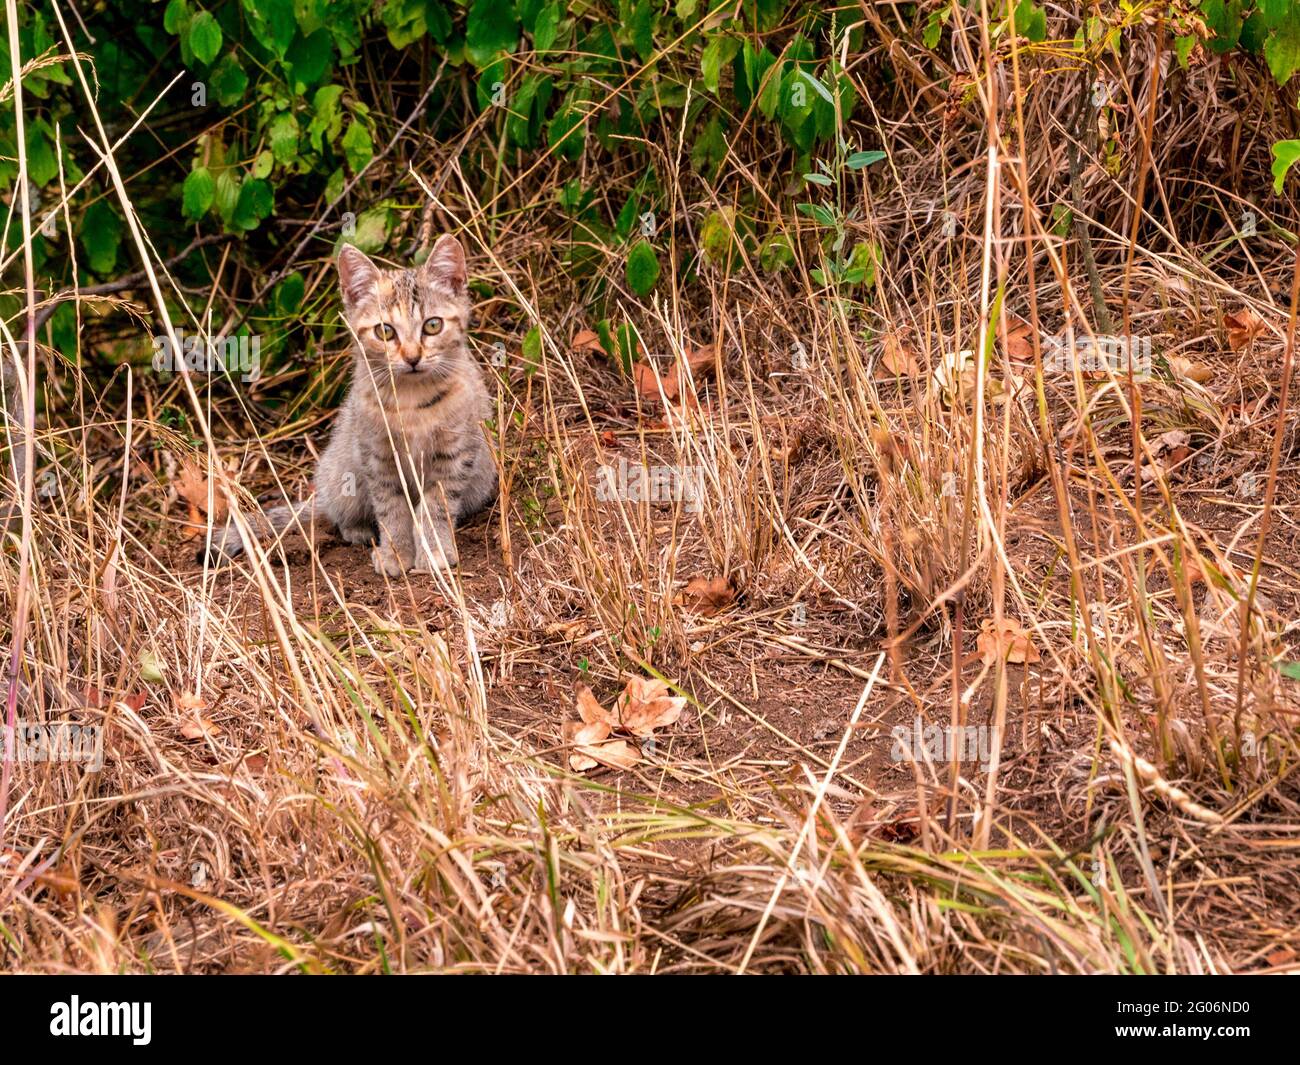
422,234 -> 467,293
337,244 -> 379,309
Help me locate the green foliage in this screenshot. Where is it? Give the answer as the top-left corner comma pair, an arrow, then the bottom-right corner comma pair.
625,240 -> 661,296
1271,139 -> 1300,191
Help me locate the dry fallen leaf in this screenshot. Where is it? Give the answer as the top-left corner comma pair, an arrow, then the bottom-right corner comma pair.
1167,355 -> 1214,384
615,676 -> 687,737
177,692 -> 221,739
676,575 -> 736,617
180,717 -> 222,740
634,343 -> 720,404
976,617 -> 1040,666
1224,308 -> 1264,352
572,329 -> 607,356
563,677 -> 688,770
173,459 -> 227,537
683,342 -> 718,378
632,360 -> 677,401
561,717 -> 640,771
932,348 -> 976,397
1000,315 -> 1036,362
877,332 -> 919,378
575,682 -> 611,727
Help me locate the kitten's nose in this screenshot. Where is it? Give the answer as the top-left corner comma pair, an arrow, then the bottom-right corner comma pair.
401,350 -> 421,368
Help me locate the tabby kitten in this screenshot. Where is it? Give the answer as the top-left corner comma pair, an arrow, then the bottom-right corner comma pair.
212,235 -> 497,573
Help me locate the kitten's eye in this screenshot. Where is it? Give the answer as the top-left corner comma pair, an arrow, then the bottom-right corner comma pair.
422,317 -> 444,337
374,323 -> 395,342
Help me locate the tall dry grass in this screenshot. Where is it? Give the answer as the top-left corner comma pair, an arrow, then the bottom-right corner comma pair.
2,6 -> 1298,973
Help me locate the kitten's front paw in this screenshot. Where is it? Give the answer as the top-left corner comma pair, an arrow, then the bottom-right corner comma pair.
371,542 -> 409,576
412,543 -> 458,572
338,521 -> 378,546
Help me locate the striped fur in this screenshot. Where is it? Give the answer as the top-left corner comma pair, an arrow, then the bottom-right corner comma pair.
210,235 -> 497,572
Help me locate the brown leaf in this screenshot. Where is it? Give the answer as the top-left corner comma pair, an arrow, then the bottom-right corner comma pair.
174,460 -> 226,537
632,360 -> 678,401
572,329 -> 607,356
683,342 -> 718,378
1224,309 -> 1264,352
876,332 -> 919,378
180,717 -> 222,740
976,617 -> 1040,666
1168,355 -> 1214,384
1001,315 -> 1036,362
615,677 -> 686,737
561,718 -> 639,771
177,695 -> 220,739
575,682 -> 613,727
676,575 -> 736,617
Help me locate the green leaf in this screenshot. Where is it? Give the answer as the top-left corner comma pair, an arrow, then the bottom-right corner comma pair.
846,150 -> 886,169
24,124 -> 57,187
625,239 -> 660,296
1011,0 -> 1047,44
80,199 -> 123,274
690,114 -> 727,176
138,649 -> 166,684
286,29 -> 334,90
246,0 -> 296,58
382,0 -> 431,48
701,35 -> 740,94
1280,661 -> 1300,680
923,8 -> 949,49
182,166 -> 215,220
843,240 -> 879,287
268,112 -> 299,165
163,0 -> 191,35
232,178 -> 273,232
187,10 -> 222,66
798,69 -> 835,106
1265,19 -> 1300,84
629,0 -> 654,61
214,169 -> 240,226
803,172 -> 833,186
210,53 -> 248,106
1174,35 -> 1197,68
700,208 -> 736,267
1272,139 -> 1300,193
521,325 -> 542,376
338,207 -> 390,254
532,1 -> 561,52
759,233 -> 794,273
275,271 -> 305,315
1050,203 -> 1073,237
466,0 -> 520,68
341,119 -> 373,173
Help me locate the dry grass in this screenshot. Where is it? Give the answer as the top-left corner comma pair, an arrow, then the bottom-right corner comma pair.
2,9 -> 1299,973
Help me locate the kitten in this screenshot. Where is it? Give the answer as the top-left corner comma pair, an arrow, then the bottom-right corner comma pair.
210,234 -> 497,573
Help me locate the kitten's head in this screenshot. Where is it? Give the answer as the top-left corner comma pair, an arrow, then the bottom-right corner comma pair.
336,235 -> 471,379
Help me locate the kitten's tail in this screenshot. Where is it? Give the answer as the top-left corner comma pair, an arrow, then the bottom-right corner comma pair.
202,496 -> 318,565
